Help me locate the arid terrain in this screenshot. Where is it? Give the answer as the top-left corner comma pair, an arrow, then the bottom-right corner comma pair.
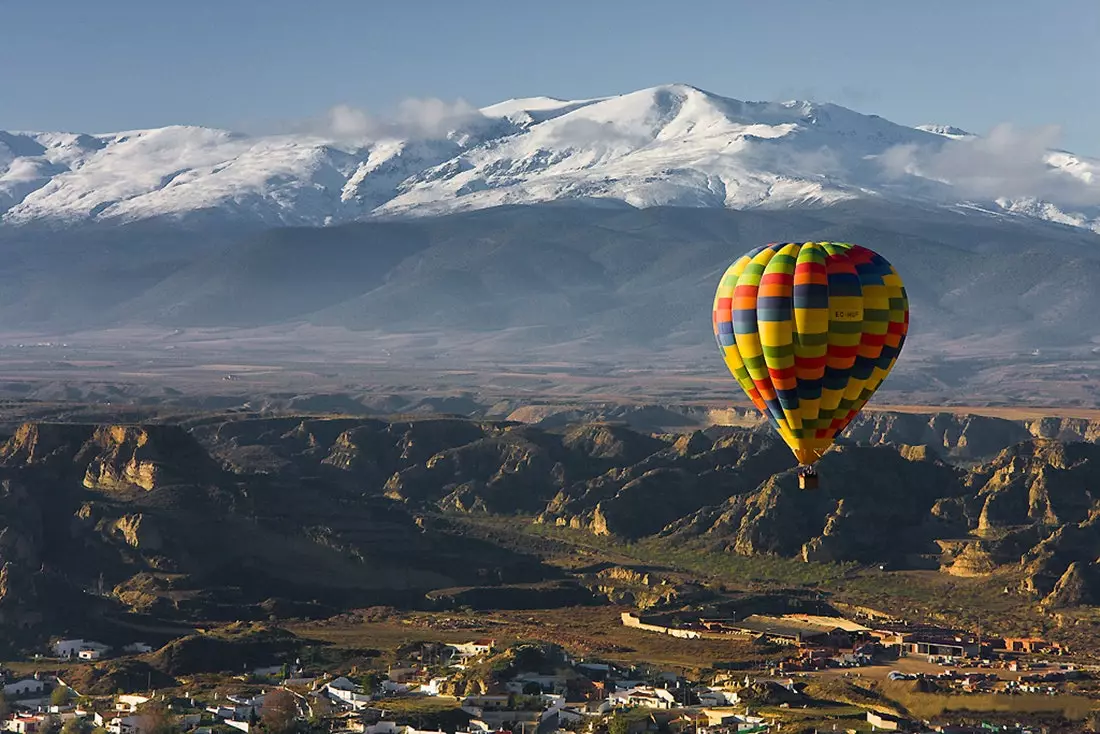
1,347 -> 1099,731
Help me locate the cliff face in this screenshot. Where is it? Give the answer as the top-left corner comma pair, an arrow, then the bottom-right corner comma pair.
967,441 -> 1100,534
4,407 -> 1100,644
665,445 -> 965,565
0,418 -> 563,642
842,411 -> 1033,459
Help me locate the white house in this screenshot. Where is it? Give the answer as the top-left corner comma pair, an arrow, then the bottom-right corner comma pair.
78,649 -> 104,661
379,681 -> 408,695
54,640 -> 110,659
447,640 -> 494,661
225,722 -> 250,733
205,707 -> 237,721
610,686 -> 676,710
116,695 -> 151,713
326,686 -> 371,710
364,723 -> 401,734
423,678 -> 448,697
4,716 -> 46,734
695,687 -> 731,707
326,677 -> 359,693
505,674 -> 569,695
4,679 -> 47,698
123,643 -> 154,655
107,716 -> 146,734
223,693 -> 265,721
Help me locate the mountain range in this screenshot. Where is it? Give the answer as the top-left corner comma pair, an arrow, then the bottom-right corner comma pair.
3,84 -> 1098,232
3,84 -> 1100,405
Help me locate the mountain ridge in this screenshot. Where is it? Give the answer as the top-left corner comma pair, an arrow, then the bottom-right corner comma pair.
3,83 -> 1098,232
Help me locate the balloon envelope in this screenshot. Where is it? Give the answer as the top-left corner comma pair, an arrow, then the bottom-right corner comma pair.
712,242 -> 909,465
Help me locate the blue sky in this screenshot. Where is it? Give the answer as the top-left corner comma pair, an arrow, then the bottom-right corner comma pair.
3,0 -> 1098,155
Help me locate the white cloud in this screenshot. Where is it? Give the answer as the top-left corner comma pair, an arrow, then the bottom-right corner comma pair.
299,97 -> 490,142
544,118 -> 651,149
879,124 -> 1099,206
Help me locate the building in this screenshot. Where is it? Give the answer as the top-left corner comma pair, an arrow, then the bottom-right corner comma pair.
3,678 -> 47,698
1002,637 -> 1061,654
78,649 -> 104,661
693,688 -> 731,707
460,695 -> 511,714
900,635 -> 979,658
447,640 -> 495,661
53,640 -> 110,659
611,686 -> 676,710
866,710 -> 913,731
780,614 -> 872,636
116,695 -> 152,714
721,615 -> 852,647
107,716 -> 146,734
325,679 -> 371,710
5,716 -> 46,734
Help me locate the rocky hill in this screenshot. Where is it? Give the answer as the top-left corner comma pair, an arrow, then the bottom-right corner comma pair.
2,407 -> 1100,649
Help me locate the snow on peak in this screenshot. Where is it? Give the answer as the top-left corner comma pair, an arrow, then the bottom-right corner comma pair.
1,84 -> 1098,233
915,123 -> 975,139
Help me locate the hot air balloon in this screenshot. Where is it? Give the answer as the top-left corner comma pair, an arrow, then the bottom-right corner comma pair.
711,242 -> 909,489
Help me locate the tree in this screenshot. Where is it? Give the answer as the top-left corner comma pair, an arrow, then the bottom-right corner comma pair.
139,704 -> 179,734
51,687 -> 71,707
260,689 -> 298,734
0,692 -> 9,721
359,671 -> 387,693
522,682 -> 543,695
608,714 -> 630,734
60,718 -> 85,734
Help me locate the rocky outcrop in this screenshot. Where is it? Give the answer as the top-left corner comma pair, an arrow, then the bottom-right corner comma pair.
0,422 -> 96,468
538,430 -> 791,537
843,411 -> 1032,459
0,562 -> 43,631
384,426 -> 566,513
81,425 -> 221,491
62,659 -> 178,695
559,423 -> 666,464
968,441 -> 1100,536
1027,417 -> 1100,443
1043,561 -> 1100,609
149,623 -> 301,675
8,407 -> 1100,644
679,445 -> 966,565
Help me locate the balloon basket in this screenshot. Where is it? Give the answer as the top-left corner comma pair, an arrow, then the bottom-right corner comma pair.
798,471 -> 819,491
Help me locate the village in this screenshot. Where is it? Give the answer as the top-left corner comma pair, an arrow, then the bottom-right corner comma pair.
0,610 -> 1094,734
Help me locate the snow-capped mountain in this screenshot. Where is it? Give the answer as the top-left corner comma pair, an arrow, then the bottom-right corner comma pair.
3,84 -> 1098,232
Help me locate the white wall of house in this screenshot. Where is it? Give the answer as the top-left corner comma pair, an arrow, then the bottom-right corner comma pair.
107,715 -> 145,734
54,640 -> 109,659
116,695 -> 151,713
3,679 -> 47,697
5,716 -> 45,734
